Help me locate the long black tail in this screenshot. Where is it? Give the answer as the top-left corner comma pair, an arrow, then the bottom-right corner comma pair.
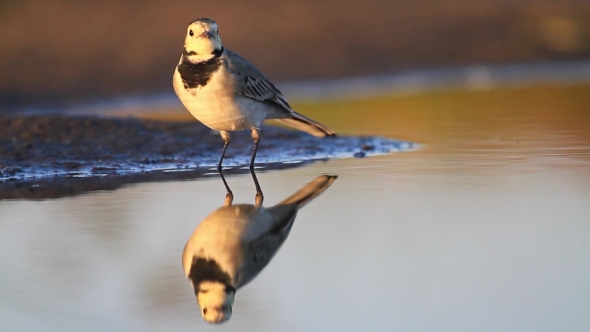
274,112 -> 336,138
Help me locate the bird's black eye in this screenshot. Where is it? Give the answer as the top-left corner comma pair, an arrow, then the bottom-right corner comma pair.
189,29 -> 194,36
203,308 -> 208,315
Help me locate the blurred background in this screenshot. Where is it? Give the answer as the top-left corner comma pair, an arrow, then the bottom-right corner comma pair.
1,0 -> 590,109
2,2 -> 590,332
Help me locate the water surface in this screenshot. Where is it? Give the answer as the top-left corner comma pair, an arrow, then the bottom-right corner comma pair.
1,85 -> 589,331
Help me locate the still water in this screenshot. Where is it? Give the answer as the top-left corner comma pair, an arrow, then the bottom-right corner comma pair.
1,85 -> 590,331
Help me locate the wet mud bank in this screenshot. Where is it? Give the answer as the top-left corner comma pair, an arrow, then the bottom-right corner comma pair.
0,115 -> 415,199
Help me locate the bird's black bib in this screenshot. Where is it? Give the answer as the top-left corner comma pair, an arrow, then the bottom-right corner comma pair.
178,47 -> 224,89
189,257 -> 235,293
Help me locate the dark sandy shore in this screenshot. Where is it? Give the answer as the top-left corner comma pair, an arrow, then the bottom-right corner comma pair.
0,115 -> 414,200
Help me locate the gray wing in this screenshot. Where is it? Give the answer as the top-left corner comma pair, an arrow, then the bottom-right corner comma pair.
237,206 -> 298,287
225,49 -> 293,111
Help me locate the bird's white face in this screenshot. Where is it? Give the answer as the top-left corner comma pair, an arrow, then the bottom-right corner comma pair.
196,281 -> 235,324
184,20 -> 222,63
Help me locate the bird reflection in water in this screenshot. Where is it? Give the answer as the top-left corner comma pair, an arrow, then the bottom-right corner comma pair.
182,171 -> 337,324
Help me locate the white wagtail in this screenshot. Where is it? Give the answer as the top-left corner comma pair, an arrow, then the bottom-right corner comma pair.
182,174 -> 337,324
173,18 -> 336,171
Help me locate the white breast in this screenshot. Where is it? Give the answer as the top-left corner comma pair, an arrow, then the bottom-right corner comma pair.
181,205 -> 276,286
173,65 -> 268,132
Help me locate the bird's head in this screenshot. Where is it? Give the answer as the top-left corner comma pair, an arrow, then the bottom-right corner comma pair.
183,18 -> 223,62
195,281 -> 235,324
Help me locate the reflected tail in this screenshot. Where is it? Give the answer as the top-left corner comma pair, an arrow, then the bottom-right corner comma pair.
277,175 -> 338,208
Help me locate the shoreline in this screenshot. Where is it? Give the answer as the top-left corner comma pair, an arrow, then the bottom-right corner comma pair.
0,115 -> 415,200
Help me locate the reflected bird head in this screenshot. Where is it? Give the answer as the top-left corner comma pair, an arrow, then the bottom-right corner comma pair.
183,18 -> 223,62
196,281 -> 235,324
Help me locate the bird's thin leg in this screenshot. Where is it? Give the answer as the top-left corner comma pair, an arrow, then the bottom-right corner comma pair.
219,172 -> 234,206
250,168 -> 264,206
249,128 -> 260,170
217,131 -> 231,172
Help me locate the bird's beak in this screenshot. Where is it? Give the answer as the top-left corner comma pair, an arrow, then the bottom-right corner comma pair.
199,31 -> 214,39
